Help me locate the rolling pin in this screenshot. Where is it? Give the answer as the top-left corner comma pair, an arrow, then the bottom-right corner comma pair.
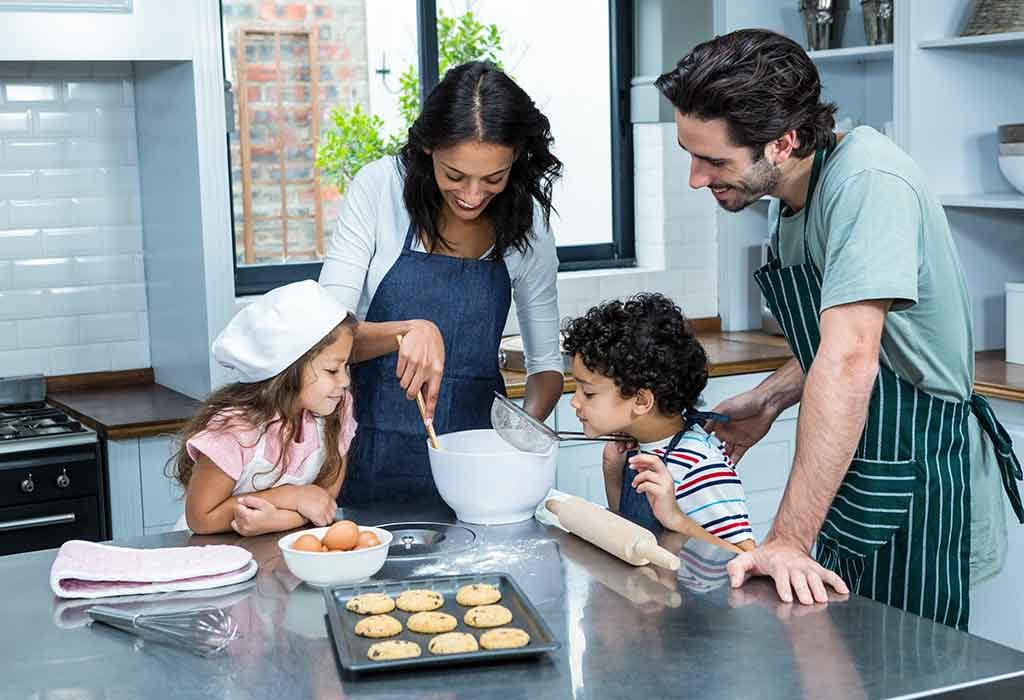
547,496 -> 682,570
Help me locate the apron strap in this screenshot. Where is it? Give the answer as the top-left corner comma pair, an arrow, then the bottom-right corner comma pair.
970,392 -> 1024,523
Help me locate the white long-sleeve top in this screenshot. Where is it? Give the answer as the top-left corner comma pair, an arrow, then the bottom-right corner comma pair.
319,156 -> 563,376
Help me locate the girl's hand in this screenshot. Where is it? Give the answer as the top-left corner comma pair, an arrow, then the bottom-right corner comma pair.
396,320 -> 445,421
294,484 -> 337,527
629,454 -> 681,528
231,496 -> 280,536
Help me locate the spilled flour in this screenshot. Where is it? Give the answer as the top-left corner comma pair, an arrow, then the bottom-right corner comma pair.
408,538 -> 557,578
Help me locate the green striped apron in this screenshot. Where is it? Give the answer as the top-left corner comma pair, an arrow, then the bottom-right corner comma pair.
753,142 -> 1024,630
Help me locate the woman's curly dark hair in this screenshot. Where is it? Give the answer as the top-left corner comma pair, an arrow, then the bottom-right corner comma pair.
562,293 -> 708,416
399,60 -> 563,259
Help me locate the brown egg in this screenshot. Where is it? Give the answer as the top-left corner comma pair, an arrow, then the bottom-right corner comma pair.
292,533 -> 322,552
355,530 -> 381,549
323,520 -> 360,551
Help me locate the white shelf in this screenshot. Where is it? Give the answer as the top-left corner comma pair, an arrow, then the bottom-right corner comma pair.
939,194 -> 1024,210
919,32 -> 1024,50
806,44 -> 894,63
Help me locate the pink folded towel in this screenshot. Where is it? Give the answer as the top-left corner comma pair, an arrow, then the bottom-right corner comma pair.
50,540 -> 258,599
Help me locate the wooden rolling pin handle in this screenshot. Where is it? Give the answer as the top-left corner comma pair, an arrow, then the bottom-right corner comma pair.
634,540 -> 680,571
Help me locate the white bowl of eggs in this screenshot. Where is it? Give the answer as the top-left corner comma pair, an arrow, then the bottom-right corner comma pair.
278,520 -> 392,587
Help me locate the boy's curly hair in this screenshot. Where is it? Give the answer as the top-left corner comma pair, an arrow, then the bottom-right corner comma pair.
561,293 -> 708,416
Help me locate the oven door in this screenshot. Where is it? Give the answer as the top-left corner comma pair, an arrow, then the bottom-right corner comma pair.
0,496 -> 101,556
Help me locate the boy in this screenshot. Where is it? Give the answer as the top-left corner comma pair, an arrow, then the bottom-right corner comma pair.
562,293 -> 755,550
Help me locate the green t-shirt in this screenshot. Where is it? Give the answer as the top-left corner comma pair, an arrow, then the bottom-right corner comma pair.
770,126 -> 974,402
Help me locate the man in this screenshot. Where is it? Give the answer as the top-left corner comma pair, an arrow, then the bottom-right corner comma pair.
655,29 -> 1023,629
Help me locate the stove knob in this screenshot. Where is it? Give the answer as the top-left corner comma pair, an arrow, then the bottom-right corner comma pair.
56,469 -> 70,489
20,474 -> 35,494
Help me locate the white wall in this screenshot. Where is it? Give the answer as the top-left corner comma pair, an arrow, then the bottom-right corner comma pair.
0,61 -> 150,376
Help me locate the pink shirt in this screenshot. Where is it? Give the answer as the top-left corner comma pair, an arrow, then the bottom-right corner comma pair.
186,391 -> 357,484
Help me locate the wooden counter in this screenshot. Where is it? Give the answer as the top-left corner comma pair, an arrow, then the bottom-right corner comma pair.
44,341 -> 1024,438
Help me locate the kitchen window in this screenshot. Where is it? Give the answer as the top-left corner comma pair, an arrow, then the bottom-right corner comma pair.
220,0 -> 634,296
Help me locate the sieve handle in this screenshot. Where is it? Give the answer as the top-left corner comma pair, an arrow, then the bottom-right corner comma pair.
557,432 -> 634,443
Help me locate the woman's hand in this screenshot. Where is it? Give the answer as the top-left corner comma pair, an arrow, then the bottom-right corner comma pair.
396,320 -> 446,421
293,484 -> 337,527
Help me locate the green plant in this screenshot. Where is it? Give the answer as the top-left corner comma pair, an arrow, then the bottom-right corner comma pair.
316,10 -> 505,194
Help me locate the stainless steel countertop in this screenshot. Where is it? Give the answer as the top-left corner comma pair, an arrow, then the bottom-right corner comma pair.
5,504 -> 1024,700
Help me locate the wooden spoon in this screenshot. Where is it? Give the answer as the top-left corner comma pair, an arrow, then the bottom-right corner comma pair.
396,334 -> 441,450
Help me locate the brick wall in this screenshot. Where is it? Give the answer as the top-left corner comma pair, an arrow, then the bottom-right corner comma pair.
0,61 -> 150,376
222,0 -> 369,265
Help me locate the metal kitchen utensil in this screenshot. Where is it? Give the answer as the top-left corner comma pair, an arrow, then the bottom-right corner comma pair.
324,572 -> 561,673
87,605 -> 239,656
377,522 -> 478,559
800,0 -> 848,50
861,0 -> 893,45
490,392 -> 632,454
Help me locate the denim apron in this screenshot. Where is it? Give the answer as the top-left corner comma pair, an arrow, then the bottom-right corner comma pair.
753,140 -> 1023,630
341,225 -> 511,508
618,410 -> 725,534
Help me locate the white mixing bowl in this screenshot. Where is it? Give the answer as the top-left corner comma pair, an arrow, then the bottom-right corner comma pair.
427,429 -> 557,525
278,525 -> 392,587
998,155 -> 1024,195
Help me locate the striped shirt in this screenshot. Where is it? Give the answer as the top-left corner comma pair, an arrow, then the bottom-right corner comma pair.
637,425 -> 754,545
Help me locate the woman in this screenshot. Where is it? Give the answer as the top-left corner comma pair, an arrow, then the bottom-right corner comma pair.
320,61 -> 565,508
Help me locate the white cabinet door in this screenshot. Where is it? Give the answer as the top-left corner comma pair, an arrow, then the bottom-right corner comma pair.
139,436 -> 184,530
107,438 -> 143,539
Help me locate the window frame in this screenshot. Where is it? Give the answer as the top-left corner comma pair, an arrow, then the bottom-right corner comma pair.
228,0 -> 635,296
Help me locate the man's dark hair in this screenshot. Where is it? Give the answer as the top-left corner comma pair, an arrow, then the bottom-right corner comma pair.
655,29 -> 837,159
561,293 -> 708,416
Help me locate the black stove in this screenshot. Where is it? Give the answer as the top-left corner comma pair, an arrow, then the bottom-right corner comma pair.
0,377 -> 106,556
0,403 -> 89,442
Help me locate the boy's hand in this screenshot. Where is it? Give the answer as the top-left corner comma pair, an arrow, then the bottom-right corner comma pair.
294,484 -> 337,527
629,453 -> 681,528
231,496 -> 280,536
601,439 -> 632,476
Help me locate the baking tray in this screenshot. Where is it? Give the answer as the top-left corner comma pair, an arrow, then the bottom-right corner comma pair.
323,572 -> 561,673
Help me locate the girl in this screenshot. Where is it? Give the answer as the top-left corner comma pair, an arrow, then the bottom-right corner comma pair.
171,280 -> 357,536
319,61 -> 565,509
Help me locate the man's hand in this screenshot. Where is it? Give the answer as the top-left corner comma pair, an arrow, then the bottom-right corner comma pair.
705,389 -> 778,463
727,536 -> 850,604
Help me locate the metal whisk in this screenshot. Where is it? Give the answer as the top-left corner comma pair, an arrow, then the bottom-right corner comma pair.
87,605 -> 240,656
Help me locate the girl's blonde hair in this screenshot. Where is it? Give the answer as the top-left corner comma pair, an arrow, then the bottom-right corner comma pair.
168,317 -> 356,492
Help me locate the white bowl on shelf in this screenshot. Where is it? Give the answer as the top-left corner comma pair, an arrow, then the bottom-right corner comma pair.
997,155 -> 1024,195
427,428 -> 557,525
278,525 -> 392,587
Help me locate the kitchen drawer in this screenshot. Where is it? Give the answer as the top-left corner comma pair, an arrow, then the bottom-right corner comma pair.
746,489 -> 783,531
0,496 -> 101,556
556,443 -> 607,507
733,418 -> 796,494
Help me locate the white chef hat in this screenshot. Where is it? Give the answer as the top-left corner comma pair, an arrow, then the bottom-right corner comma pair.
213,280 -> 352,383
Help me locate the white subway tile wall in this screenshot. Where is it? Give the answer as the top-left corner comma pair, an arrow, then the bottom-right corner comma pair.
0,62 -> 149,376
504,122 -> 718,336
